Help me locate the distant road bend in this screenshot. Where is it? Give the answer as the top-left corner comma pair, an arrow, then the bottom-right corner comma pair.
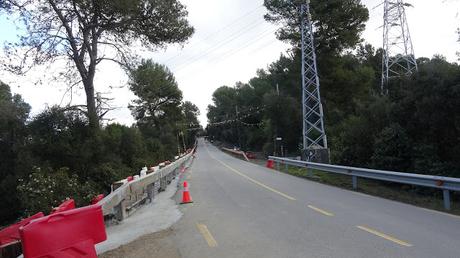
170,138 -> 459,258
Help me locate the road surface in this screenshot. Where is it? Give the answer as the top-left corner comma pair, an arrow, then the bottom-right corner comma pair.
169,139 -> 460,258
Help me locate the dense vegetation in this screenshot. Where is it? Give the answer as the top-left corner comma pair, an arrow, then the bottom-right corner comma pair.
0,61 -> 200,225
0,0 -> 199,226
207,1 -> 460,180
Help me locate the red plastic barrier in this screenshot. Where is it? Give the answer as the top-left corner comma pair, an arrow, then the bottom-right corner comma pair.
0,213 -> 44,247
51,199 -> 75,214
91,194 -> 104,205
246,152 -> 256,159
266,160 -> 274,169
127,176 -> 134,182
20,205 -> 107,258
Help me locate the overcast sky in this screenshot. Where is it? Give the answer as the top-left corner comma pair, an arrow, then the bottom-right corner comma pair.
0,0 -> 459,126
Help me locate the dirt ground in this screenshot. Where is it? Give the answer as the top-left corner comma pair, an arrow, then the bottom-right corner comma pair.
99,228 -> 180,258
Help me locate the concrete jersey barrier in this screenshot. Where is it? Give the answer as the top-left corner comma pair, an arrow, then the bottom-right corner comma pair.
99,152 -> 194,219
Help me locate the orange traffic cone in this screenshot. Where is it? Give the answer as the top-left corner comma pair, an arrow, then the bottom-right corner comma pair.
181,181 -> 193,204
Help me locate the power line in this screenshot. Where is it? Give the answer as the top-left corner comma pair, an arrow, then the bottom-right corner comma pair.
207,106 -> 265,127
170,19 -> 269,72
162,5 -> 264,65
175,27 -> 284,83
209,28 -> 278,64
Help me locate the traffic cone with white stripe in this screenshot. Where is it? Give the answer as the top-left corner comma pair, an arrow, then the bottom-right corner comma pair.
181,181 -> 193,204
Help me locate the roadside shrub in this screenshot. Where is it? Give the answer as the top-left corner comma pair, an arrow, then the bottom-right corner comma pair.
17,167 -> 98,215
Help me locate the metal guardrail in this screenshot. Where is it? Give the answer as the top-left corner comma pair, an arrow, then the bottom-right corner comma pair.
100,151 -> 194,221
221,147 -> 250,162
269,156 -> 460,210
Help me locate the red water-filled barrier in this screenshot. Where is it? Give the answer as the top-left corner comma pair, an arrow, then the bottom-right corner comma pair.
20,204 -> 107,258
91,194 -> 104,205
0,212 -> 44,247
51,199 -> 75,214
266,160 -> 275,169
127,176 -> 134,182
245,152 -> 256,159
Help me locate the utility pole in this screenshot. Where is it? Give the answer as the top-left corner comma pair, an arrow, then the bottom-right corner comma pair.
176,132 -> 181,155
299,0 -> 328,162
381,0 -> 417,94
235,105 -> 242,149
180,131 -> 186,151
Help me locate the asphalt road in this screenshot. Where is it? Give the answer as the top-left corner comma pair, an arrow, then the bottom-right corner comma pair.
172,139 -> 460,258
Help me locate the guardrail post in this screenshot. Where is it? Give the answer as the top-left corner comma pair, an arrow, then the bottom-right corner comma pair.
352,176 -> 358,190
114,200 -> 127,221
275,161 -> 280,171
285,163 -> 289,173
167,173 -> 172,184
174,167 -> 179,177
159,173 -> 167,192
147,183 -> 155,203
443,189 -> 451,210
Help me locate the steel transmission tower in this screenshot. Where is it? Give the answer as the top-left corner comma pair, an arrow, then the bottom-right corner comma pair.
299,1 -> 328,162
381,0 -> 417,93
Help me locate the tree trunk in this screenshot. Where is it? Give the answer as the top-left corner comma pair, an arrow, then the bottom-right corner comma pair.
84,80 -> 99,129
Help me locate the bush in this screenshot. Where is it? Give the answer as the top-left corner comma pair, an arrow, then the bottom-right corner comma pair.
17,167 -> 98,216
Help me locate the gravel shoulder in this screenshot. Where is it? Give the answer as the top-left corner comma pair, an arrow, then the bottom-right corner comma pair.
95,176 -> 184,255
99,228 -> 180,258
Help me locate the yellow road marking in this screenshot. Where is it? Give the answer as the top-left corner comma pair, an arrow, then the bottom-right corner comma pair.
205,145 -> 296,201
357,225 -> 412,247
307,205 -> 334,216
217,158 -> 296,201
196,223 -> 218,247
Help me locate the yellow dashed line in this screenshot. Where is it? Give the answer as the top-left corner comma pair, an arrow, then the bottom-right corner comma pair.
206,145 -> 296,201
196,223 -> 218,247
307,205 -> 334,217
204,144 -> 415,249
357,225 -> 412,247
218,158 -> 296,201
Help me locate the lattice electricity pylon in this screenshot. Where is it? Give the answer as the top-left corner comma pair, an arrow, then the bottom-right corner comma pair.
300,2 -> 328,150
381,0 -> 418,93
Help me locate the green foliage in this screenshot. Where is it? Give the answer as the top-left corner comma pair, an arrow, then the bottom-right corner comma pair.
92,0 -> 195,47
206,49 -> 460,180
1,74 -> 200,225
129,60 -> 199,158
17,167 -> 98,216
328,57 -> 460,177
206,0 -> 376,155
331,115 -> 374,166
129,60 -> 183,127
371,124 -> 412,171
0,82 -> 32,223
182,101 -> 200,126
180,101 -> 201,147
263,0 -> 369,53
